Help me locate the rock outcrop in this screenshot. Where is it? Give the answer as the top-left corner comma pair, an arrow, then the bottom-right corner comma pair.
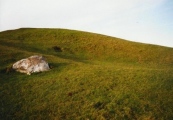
12,55 -> 50,75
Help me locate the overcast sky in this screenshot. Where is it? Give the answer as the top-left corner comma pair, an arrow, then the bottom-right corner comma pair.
0,0 -> 173,47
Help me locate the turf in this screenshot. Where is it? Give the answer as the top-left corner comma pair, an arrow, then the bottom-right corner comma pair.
0,28 -> 173,120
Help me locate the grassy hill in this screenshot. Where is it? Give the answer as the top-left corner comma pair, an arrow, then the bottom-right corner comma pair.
0,28 -> 173,120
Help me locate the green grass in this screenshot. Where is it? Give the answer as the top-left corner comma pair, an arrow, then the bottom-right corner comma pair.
0,28 -> 173,120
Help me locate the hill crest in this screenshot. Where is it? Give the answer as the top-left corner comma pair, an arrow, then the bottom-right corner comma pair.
0,28 -> 172,65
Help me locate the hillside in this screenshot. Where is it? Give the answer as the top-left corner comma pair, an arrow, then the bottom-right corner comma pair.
0,28 -> 173,119
0,28 -> 172,64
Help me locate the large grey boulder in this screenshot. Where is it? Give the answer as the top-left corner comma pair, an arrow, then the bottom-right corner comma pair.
12,55 -> 50,75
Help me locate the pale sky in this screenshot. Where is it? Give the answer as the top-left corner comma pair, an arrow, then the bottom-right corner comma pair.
0,0 -> 173,47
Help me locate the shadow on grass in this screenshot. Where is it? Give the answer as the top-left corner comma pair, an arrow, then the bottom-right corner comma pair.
48,62 -> 69,70
52,52 -> 89,64
0,62 -> 69,80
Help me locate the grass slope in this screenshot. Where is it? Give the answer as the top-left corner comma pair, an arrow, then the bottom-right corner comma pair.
0,28 -> 173,120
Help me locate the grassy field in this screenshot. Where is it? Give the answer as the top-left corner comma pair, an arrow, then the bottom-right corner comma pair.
0,28 -> 173,120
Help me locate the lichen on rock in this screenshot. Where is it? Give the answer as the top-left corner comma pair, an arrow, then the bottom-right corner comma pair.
12,55 -> 50,75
